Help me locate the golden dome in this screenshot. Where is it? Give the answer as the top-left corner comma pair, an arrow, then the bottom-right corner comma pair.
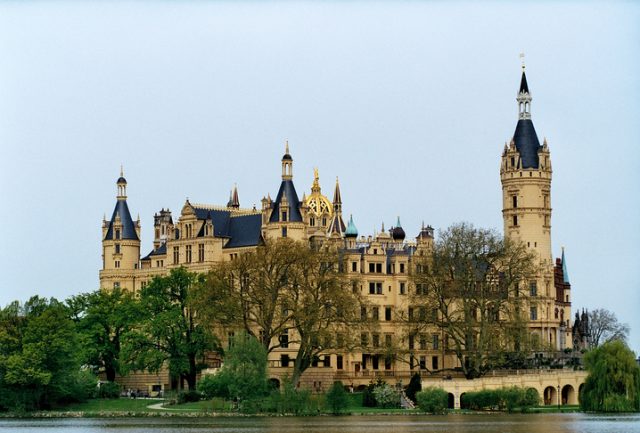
304,168 -> 333,218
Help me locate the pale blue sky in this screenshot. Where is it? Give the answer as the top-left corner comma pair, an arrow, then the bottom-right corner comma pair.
0,1 -> 638,351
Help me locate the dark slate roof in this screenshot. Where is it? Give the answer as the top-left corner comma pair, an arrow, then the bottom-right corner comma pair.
105,199 -> 138,240
513,119 -> 541,169
269,180 -> 303,223
190,206 -> 262,249
225,214 -> 263,248
142,243 -> 167,260
519,71 -> 529,93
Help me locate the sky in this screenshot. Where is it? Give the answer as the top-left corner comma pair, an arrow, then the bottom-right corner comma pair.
0,1 -> 638,352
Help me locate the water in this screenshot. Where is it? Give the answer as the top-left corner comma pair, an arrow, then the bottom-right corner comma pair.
0,414 -> 638,433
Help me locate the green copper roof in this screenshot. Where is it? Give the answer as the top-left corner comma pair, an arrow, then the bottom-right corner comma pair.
345,214 -> 358,237
562,248 -> 570,284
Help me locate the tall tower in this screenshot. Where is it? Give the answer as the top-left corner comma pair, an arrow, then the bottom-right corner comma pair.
500,64 -> 557,349
100,169 -> 141,292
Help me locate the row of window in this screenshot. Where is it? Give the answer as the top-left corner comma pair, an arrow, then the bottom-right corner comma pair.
172,244 -> 206,264
361,305 -> 393,321
408,334 -> 440,350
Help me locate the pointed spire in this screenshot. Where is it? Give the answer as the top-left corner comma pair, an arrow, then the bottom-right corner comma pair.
561,246 -> 570,284
381,221 -> 385,232
120,164 -> 124,177
333,176 -> 342,205
396,216 -> 402,227
285,139 -> 290,155
345,214 -> 358,238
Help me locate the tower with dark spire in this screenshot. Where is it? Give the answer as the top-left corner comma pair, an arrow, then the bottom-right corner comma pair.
327,177 -> 346,237
100,168 -> 141,292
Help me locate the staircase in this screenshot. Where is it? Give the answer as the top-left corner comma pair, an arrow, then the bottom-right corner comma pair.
400,390 -> 416,409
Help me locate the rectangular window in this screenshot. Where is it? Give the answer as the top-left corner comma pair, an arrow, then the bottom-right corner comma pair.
408,334 -> 415,350
376,263 -> 382,273
400,282 -> 406,295
408,307 -> 413,321
282,211 -> 287,222
114,244 -> 120,254
337,355 -> 343,370
361,333 -> 368,347
432,356 -> 439,370
323,355 -> 331,368
372,355 -> 379,370
198,243 -> 205,262
529,281 -> 537,296
385,334 -> 392,347
530,307 -> 538,321
385,357 -> 392,370
281,354 -> 290,367
376,282 -> 383,294
185,245 -> 192,263
282,227 -> 287,237
400,263 -> 405,273
114,260 -> 120,268
280,331 -> 289,348
372,307 -> 379,321
115,229 -> 120,240
352,262 -> 357,272
385,307 -> 392,321
173,246 -> 179,264
369,263 -> 375,273
513,196 -> 518,208
513,215 -> 518,226
419,334 -> 427,350
432,334 -> 439,350
372,333 -> 380,348
369,282 -> 375,294
419,356 -> 426,370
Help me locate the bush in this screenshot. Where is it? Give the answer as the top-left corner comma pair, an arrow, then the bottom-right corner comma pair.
325,381 -> 349,414
362,382 -> 377,407
264,379 -> 314,414
372,383 -> 400,409
198,374 -> 230,399
97,381 -> 120,399
177,390 -> 202,404
405,373 -> 422,403
416,387 -> 448,414
461,387 -> 539,412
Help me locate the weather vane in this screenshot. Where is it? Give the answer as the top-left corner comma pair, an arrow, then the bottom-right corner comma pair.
520,52 -> 525,70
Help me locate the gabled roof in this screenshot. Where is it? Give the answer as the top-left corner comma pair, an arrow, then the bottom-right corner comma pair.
142,242 -> 167,260
190,206 -> 262,248
513,119 -> 541,169
269,180 -> 303,222
105,200 -> 138,240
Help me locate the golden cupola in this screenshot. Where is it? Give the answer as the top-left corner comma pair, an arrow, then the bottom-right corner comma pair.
304,168 -> 333,218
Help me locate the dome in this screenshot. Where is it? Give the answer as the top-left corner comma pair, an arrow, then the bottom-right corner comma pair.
345,215 -> 358,238
391,217 -> 405,240
282,153 -> 292,161
304,169 -> 333,218
117,176 -> 127,184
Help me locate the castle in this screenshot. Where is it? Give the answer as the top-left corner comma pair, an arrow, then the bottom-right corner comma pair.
99,66 -> 574,390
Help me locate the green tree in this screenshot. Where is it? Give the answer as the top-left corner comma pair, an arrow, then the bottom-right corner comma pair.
122,268 -> 219,390
408,223 -> 537,379
580,340 -> 640,412
325,381 -> 349,414
0,297 -> 91,411
416,387 -> 448,413
67,288 -> 139,382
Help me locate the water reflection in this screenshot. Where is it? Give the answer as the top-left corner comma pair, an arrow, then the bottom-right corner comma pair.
0,413 -> 638,433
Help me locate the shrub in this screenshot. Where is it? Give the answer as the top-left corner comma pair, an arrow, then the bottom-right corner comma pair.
362,382 -> 377,407
198,373 -> 230,399
265,379 -> 314,414
177,390 -> 202,404
372,383 -> 400,409
416,387 -> 448,414
325,381 -> 349,414
98,381 -> 120,399
462,387 -> 539,412
405,373 -> 422,403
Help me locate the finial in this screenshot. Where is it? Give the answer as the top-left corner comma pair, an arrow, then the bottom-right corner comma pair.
285,139 -> 289,155
422,220 -> 425,230
396,216 -> 402,227
120,164 -> 124,177
519,52 -> 525,70
381,221 -> 385,232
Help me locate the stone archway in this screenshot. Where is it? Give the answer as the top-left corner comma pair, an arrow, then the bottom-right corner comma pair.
543,386 -> 558,406
268,378 -> 281,390
460,393 -> 469,409
562,384 -> 576,405
447,393 -> 455,409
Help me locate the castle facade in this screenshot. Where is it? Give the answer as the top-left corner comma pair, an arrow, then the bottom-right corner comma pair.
99,67 -> 573,390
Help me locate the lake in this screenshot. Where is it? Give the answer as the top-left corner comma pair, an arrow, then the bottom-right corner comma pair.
0,413 -> 639,433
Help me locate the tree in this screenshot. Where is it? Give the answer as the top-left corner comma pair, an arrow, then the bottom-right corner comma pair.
122,268 -> 219,390
325,381 -> 349,414
587,308 -> 630,347
67,288 -> 139,382
196,239 -> 301,354
416,387 -> 448,413
0,297 -> 92,411
408,222 -> 538,379
580,340 -> 640,412
405,373 -> 422,403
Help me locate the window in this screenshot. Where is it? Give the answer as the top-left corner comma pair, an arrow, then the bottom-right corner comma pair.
419,306 -> 427,321
408,307 -> 413,321
115,244 -> 121,254
282,211 -> 287,222
372,355 -> 379,370
419,334 -> 427,350
385,357 -> 392,370
336,355 -> 343,370
385,334 -> 392,347
361,333 -> 368,347
114,260 -> 120,268
323,355 -> 331,368
198,243 -> 205,262
513,196 -> 518,208
554,308 -> 559,319
352,262 -> 357,272
399,263 -> 405,273
432,334 -> 439,350
280,331 -> 289,348
376,282 -> 382,294
281,354 -> 290,367
372,307 -> 379,321
513,215 -> 518,226
419,356 -> 426,370
376,263 -> 382,273
113,282 -> 120,289
369,263 -> 375,273
373,248 -> 377,255
173,246 -> 179,264
408,334 -> 415,350
530,307 -> 538,321
432,356 -> 439,370
322,217 -> 327,226
115,229 -> 120,240
372,333 -> 380,348
510,156 -> 515,167
282,227 -> 287,237
416,283 -> 427,295
529,281 -> 537,297
400,282 -> 406,295
385,307 -> 392,321
185,245 -> 192,263
361,306 -> 367,320
310,217 -> 315,226
368,282 -> 382,294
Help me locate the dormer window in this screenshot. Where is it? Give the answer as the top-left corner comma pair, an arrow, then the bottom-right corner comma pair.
115,229 -> 121,240
510,157 -> 515,167
282,211 -> 287,222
